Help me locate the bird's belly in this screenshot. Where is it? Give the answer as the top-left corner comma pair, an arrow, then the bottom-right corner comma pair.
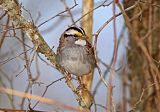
58,47 -> 90,76
62,59 -> 90,76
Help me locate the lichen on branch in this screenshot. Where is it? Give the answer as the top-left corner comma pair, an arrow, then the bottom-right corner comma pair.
0,0 -> 89,109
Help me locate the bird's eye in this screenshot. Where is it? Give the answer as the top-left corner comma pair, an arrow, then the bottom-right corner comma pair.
64,34 -> 68,38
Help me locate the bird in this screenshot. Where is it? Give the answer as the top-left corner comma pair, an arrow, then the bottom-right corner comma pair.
57,26 -> 96,76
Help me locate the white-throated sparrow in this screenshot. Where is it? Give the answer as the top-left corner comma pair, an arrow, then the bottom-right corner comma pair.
57,26 -> 96,76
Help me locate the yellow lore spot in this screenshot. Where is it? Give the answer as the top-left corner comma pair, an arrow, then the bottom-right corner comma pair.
75,31 -> 83,37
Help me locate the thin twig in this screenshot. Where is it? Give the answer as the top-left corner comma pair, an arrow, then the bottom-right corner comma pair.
94,30 -> 109,88
38,3 -> 78,27
0,48 -> 33,66
73,0 -> 112,25
93,26 -> 124,96
0,11 -> 7,20
60,0 -> 75,24
117,2 -> 159,84
32,77 -> 65,109
107,0 -> 118,111
0,15 -> 9,48
0,0 -> 88,108
129,83 -> 158,112
0,87 -> 87,112
0,69 -> 15,108
140,0 -> 160,8
95,2 -> 138,36
21,30 -> 34,109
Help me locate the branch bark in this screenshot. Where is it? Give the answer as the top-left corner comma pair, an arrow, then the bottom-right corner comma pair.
0,0 -> 88,110
121,0 -> 160,111
79,0 -> 94,109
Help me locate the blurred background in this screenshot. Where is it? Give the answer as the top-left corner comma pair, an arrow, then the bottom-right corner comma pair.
0,0 -> 127,111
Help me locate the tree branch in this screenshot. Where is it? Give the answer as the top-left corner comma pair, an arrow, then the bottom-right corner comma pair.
0,0 -> 88,109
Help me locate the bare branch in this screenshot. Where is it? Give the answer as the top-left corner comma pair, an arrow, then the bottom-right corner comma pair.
0,87 -> 87,112
38,2 -> 78,27
0,0 -> 89,109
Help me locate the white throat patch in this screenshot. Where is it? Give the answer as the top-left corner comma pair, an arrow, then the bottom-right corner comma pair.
75,39 -> 86,46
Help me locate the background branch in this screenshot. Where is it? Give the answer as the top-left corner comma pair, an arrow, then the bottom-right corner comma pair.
0,0 -> 87,110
